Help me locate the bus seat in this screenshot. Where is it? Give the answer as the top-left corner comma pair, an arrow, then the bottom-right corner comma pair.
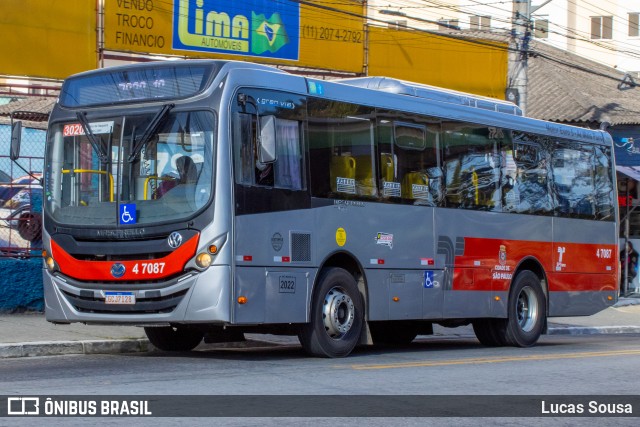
330,155 -> 356,193
380,153 -> 394,183
354,155 -> 376,196
402,171 -> 429,199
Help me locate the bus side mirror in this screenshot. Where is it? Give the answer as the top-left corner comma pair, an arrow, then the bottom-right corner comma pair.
259,115 -> 277,163
10,120 -> 22,161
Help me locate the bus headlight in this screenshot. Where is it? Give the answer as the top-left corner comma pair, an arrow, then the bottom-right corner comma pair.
187,233 -> 227,271
44,254 -> 58,273
195,253 -> 212,269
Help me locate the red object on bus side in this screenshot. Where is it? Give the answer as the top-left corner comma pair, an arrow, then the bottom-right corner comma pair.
619,195 -> 633,206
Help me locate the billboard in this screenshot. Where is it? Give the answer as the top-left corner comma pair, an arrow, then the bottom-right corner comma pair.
173,0 -> 300,60
0,0 -> 96,79
0,1 -> 509,97
104,0 -> 365,73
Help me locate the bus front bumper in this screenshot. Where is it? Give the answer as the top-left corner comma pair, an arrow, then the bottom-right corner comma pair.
43,265 -> 232,325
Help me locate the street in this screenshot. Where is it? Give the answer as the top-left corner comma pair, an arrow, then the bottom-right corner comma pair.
3,333 -> 639,394
1,333 -> 639,425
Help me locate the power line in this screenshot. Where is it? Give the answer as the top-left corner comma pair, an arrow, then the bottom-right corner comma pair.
378,0 -> 640,62
106,0 -> 630,87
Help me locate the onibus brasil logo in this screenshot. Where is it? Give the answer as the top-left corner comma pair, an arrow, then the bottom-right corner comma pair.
174,0 -> 298,59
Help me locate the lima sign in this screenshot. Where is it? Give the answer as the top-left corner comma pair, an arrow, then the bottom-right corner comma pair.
173,0 -> 300,60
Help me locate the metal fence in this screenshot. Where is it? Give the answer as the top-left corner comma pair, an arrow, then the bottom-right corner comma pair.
0,119 -> 46,257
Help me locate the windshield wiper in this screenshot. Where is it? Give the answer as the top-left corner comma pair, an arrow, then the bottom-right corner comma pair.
76,112 -> 108,164
127,103 -> 174,163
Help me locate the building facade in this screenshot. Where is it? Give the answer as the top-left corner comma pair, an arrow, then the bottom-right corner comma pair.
370,1 -> 640,74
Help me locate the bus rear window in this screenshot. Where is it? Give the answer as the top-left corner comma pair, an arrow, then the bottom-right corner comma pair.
59,63 -> 215,107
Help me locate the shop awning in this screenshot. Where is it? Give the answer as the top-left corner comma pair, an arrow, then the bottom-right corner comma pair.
616,165 -> 640,181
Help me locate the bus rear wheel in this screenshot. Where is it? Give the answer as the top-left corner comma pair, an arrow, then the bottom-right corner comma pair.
472,319 -> 507,347
473,271 -> 545,347
144,325 -> 204,351
299,267 -> 364,358
504,270 -> 546,347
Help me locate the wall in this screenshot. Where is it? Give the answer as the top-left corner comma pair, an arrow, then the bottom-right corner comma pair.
0,257 -> 43,312
367,26 -> 508,99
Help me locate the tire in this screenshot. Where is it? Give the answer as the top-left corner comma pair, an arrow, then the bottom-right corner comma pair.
370,321 -> 418,345
504,270 -> 546,347
472,319 -> 507,347
299,267 -> 364,358
144,325 -> 204,351
17,212 -> 42,242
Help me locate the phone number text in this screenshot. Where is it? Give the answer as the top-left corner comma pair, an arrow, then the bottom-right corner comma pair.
302,25 -> 363,43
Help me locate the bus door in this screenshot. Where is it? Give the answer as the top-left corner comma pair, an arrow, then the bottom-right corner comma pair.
231,89 -> 310,324
374,111 -> 444,320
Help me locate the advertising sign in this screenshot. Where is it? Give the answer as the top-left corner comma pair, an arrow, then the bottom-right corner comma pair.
173,0 -> 299,60
104,0 -> 365,73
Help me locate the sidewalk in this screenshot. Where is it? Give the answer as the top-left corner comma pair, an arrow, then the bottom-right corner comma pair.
1,298 -> 639,358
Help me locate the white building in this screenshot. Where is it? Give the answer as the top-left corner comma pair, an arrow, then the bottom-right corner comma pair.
369,0 -> 640,74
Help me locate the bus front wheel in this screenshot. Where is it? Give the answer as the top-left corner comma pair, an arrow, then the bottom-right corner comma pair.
144,325 -> 203,351
299,267 -> 364,358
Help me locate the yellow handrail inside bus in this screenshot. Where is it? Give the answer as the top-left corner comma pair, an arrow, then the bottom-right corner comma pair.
61,169 -> 114,202
472,170 -> 479,205
143,176 -> 177,200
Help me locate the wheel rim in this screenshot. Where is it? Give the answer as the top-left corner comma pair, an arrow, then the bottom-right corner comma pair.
322,286 -> 355,339
516,285 -> 539,332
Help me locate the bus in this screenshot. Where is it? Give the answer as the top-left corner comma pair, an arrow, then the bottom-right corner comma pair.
11,60 -> 618,357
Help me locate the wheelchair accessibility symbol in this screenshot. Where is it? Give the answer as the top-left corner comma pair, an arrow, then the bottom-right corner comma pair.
119,203 -> 137,225
423,271 -> 434,289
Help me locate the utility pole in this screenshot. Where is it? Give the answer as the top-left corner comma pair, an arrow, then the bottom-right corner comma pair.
508,0 -> 531,115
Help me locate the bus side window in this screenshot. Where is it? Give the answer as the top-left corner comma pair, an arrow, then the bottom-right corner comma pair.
502,132 -> 552,215
308,99 -> 375,199
594,146 -> 615,220
376,112 -> 441,205
552,142 -> 595,219
443,123 -> 501,211
394,121 -> 440,205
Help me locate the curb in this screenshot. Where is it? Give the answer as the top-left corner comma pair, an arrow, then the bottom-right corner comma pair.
0,338 -> 149,359
2,326 -> 640,359
547,326 -> 640,335
615,299 -> 640,307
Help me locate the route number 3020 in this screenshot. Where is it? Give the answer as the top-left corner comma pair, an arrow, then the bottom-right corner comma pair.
132,262 -> 166,275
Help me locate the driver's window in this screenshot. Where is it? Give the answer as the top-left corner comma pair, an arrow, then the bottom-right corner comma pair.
233,112 -> 304,190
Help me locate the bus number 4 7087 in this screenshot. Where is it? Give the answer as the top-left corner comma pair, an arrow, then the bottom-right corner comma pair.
132,263 -> 165,275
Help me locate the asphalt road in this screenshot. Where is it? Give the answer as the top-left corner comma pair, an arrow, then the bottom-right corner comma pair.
1,333 -> 639,426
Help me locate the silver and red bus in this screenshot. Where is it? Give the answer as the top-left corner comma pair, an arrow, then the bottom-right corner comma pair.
12,60 -> 618,357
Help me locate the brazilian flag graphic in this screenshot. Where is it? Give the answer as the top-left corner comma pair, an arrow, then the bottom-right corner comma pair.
251,12 -> 289,54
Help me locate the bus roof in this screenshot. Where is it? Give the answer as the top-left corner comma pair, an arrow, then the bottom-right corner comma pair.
338,76 -> 523,117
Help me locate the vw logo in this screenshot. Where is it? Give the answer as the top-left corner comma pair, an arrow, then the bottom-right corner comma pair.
111,263 -> 126,278
168,231 -> 183,249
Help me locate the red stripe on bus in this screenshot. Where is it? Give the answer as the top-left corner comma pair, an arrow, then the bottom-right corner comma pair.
451,237 -> 618,292
51,234 -> 200,281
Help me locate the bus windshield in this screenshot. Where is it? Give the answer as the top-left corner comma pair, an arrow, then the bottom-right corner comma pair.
45,110 -> 215,226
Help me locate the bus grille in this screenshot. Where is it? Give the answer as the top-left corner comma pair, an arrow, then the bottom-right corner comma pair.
61,289 -> 188,315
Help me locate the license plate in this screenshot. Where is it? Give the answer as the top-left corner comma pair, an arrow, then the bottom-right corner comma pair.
105,291 -> 136,305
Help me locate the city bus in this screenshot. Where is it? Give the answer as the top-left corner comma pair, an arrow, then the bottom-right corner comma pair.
11,60 -> 618,357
